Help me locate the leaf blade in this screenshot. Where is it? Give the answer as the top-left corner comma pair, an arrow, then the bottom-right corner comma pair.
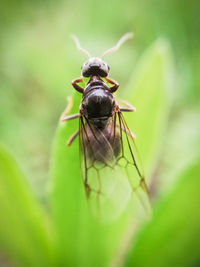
0,144 -> 56,267
122,39 -> 173,178
126,159 -> 200,267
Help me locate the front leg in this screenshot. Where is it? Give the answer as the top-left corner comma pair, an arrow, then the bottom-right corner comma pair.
105,77 -> 119,93
60,96 -> 80,121
72,77 -> 84,93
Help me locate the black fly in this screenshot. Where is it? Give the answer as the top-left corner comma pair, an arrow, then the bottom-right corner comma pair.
61,33 -> 151,222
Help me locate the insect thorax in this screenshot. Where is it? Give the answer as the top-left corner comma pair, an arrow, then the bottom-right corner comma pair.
82,82 -> 115,129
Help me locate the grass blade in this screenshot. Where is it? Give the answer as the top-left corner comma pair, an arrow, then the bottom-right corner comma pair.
126,159 -> 200,267
0,144 -> 56,267
123,39 -> 173,177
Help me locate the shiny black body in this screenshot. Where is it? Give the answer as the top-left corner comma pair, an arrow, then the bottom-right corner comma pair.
81,76 -> 115,129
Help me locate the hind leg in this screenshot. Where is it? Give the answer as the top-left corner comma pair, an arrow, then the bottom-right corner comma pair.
66,130 -> 79,146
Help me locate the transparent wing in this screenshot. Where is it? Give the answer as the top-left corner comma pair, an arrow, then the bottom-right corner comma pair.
117,112 -> 151,218
79,112 -> 151,223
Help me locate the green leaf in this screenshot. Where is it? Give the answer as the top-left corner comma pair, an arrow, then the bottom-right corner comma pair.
51,91 -> 139,266
126,158 -> 200,267
0,144 -> 56,267
50,92 -> 84,266
158,109 -> 200,194
122,38 -> 173,178
50,39 -> 174,267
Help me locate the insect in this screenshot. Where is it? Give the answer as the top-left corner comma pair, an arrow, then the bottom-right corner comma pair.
61,33 -> 151,222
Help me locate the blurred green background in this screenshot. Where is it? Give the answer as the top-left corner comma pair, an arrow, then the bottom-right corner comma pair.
0,0 -> 200,266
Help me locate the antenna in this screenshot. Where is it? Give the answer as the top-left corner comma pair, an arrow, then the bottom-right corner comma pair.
101,32 -> 133,58
71,35 -> 91,58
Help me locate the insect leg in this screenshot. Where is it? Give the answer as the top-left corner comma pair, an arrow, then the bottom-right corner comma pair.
72,77 -> 84,93
60,113 -> 80,122
122,126 -> 135,139
105,77 -> 119,93
120,107 -> 135,112
66,129 -> 79,146
116,123 -> 136,139
119,113 -> 142,176
118,99 -> 136,112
